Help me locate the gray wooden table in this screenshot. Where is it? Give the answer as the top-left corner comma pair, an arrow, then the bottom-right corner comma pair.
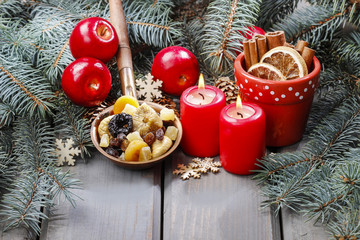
1,143 -> 329,240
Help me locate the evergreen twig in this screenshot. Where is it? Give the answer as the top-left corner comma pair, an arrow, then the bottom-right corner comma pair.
197,0 -> 261,76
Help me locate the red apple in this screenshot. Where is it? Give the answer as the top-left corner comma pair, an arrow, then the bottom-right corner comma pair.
241,26 -> 266,39
61,57 -> 112,107
151,46 -> 200,96
69,17 -> 119,63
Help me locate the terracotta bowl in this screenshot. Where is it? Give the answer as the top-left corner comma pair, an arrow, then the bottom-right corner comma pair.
234,53 -> 321,147
91,101 -> 183,169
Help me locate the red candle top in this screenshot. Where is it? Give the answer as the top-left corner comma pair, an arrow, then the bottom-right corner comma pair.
226,95 -> 255,119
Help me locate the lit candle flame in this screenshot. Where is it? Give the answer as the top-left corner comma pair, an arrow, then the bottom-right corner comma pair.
236,95 -> 242,109
198,73 -> 205,89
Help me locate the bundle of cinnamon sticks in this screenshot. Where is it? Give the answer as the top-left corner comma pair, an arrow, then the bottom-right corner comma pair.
243,30 -> 315,73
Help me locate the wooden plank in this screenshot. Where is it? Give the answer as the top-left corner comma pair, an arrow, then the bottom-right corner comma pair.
0,225 -> 29,240
281,207 -> 329,240
163,149 -> 280,240
40,151 -> 161,240
279,140 -> 329,240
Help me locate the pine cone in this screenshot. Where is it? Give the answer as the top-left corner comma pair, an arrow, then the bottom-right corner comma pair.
152,94 -> 180,118
83,98 -> 116,123
215,77 -> 239,104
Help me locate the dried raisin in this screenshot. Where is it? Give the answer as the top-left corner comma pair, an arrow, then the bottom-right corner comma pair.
155,128 -> 164,140
120,139 -> 130,151
106,147 -> 120,157
117,133 -> 127,142
144,132 -> 155,146
109,138 -> 121,148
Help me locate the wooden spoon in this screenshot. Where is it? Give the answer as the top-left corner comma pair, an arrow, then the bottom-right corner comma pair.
109,0 -> 137,98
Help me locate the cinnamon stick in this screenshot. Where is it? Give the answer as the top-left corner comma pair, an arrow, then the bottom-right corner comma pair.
302,47 -> 315,71
254,34 -> 267,60
266,31 -> 286,50
295,40 -> 309,54
249,39 -> 258,66
284,42 -> 295,49
279,31 -> 286,46
243,39 -> 251,70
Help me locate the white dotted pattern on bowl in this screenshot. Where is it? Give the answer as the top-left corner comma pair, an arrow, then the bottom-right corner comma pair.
241,79 -> 315,102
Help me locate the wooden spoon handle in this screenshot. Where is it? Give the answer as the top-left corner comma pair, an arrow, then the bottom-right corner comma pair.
109,0 -> 137,98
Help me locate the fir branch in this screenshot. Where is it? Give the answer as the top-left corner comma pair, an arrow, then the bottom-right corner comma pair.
29,0 -> 106,21
327,205 -> 360,239
0,101 -> 16,127
304,149 -> 360,222
132,48 -> 157,75
0,129 -> 15,188
332,31 -> 360,76
26,9 -> 77,42
176,19 -> 217,81
0,20 -> 40,63
37,166 -> 81,207
273,1 -> 356,44
35,31 -> 73,89
257,0 -> 300,31
198,0 -> 261,76
0,115 -> 80,234
0,0 -> 27,20
260,164 -> 316,212
123,0 -> 182,47
304,97 -> 360,157
257,97 -> 360,212
54,93 -> 92,159
0,173 -> 49,234
0,54 -> 55,119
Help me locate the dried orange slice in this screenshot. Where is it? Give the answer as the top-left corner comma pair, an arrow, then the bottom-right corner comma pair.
248,63 -> 286,81
260,46 -> 308,80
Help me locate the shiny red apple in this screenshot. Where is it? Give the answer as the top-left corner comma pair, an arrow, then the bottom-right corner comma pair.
69,17 -> 119,63
241,26 -> 266,39
61,57 -> 112,107
151,46 -> 200,96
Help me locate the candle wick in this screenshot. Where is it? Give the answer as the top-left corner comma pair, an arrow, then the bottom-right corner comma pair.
237,112 -> 243,118
199,93 -> 205,100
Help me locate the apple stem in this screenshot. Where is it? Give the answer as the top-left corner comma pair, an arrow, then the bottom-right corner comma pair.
100,27 -> 108,37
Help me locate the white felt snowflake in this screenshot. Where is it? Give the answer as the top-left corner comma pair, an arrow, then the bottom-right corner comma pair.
136,73 -> 163,101
55,138 -> 81,166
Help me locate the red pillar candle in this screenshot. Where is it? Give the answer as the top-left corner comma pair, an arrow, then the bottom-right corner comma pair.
219,97 -> 266,175
180,74 -> 226,157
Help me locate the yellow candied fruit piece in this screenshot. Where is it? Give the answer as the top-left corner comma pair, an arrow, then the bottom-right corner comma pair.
113,96 -> 139,114
126,131 -> 143,142
124,140 -> 148,161
139,146 -> 152,162
98,115 -> 114,139
160,108 -> 175,121
164,126 -> 178,141
152,136 -> 172,158
99,134 -> 110,147
122,103 -> 137,116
